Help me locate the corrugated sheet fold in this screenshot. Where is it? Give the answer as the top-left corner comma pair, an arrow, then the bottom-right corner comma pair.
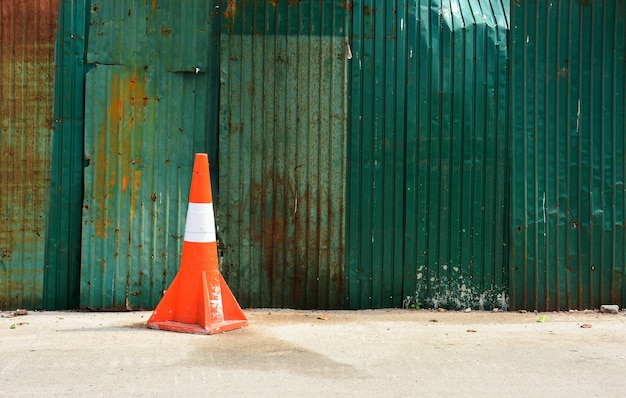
44,0 -> 90,310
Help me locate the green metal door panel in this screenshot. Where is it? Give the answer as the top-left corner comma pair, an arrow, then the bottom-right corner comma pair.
510,1 -> 626,311
81,1 -> 220,309
347,0 -> 510,309
88,0 -> 216,71
45,0 -> 90,310
0,0 -> 60,309
219,1 -> 348,309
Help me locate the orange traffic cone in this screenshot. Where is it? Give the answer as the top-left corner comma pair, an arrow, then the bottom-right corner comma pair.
147,153 -> 248,334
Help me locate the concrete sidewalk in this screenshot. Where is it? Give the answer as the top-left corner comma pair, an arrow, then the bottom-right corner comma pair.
1,309 -> 625,397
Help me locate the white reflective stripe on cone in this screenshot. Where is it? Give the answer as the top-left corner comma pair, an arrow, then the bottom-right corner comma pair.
184,202 -> 216,243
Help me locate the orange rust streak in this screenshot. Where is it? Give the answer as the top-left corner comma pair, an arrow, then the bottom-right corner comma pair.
134,171 -> 141,192
97,69 -> 147,239
130,170 -> 141,225
224,0 -> 237,19
107,74 -> 122,194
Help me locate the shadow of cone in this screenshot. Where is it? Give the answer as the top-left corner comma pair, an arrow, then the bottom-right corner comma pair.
147,153 -> 248,334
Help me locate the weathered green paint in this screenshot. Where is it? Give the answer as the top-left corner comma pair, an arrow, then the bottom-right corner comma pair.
81,0 -> 220,309
219,1 -> 349,308
11,0 -> 626,312
510,1 -> 626,311
44,0 -> 90,310
347,0 -> 510,309
0,0 -> 60,309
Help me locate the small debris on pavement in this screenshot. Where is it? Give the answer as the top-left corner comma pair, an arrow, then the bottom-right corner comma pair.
3,309 -> 28,318
600,305 -> 619,314
580,324 -> 592,329
519,310 -> 527,314
429,319 -> 438,323
537,315 -> 547,323
438,308 -> 447,312
463,308 -> 471,313
9,324 -> 16,329
317,316 -> 330,321
492,308 -> 499,312
466,329 -> 477,333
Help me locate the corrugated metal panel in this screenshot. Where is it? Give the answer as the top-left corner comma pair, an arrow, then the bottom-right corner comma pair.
347,0 -> 510,309
44,0 -> 90,310
81,0 -> 220,309
510,1 -> 626,310
0,0 -> 59,309
219,1 -> 349,308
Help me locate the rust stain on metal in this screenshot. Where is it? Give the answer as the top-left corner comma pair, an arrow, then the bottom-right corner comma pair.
160,25 -> 171,36
94,71 -> 147,238
0,0 -> 60,308
224,0 -> 237,20
0,1 -> 58,46
1,249 -> 12,262
129,169 -> 141,231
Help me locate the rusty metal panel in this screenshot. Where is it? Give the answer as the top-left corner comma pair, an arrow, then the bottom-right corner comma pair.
0,0 -> 59,309
81,0 -> 220,309
219,1 -> 349,308
510,1 -> 626,310
347,0 -> 510,309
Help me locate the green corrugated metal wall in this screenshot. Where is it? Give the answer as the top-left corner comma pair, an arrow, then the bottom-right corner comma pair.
80,0 -> 221,309
44,0 -> 90,309
0,0 -> 59,309
510,1 -> 626,311
4,0 -> 626,311
347,0 -> 510,309
219,1 -> 349,309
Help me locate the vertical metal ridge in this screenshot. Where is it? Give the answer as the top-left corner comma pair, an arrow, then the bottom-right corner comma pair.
615,3 -> 626,304
611,1 -> 623,304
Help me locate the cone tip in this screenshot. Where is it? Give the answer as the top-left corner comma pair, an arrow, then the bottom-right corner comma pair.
194,153 -> 209,170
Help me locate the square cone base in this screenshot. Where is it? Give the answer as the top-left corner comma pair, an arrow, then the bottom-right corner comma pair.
147,272 -> 248,335
147,319 -> 248,335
